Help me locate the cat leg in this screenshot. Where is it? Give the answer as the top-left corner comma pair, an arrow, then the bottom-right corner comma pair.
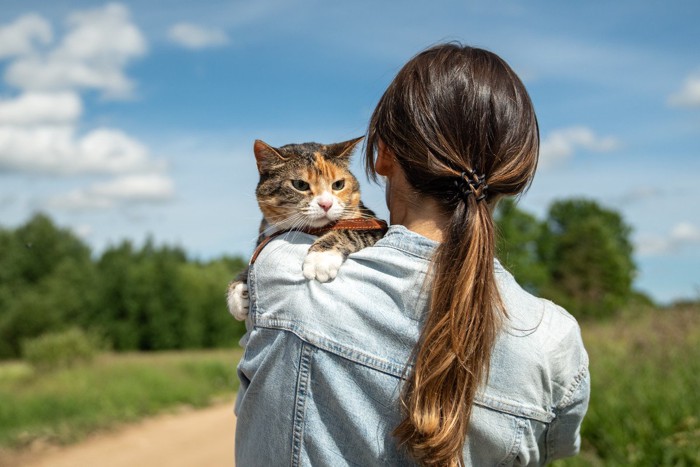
303,250 -> 344,282
227,281 -> 249,320
227,267 -> 250,320
302,229 -> 383,282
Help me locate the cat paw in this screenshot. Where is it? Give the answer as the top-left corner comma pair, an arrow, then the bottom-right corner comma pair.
227,281 -> 249,320
303,250 -> 344,282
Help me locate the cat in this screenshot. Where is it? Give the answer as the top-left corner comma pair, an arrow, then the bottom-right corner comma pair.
227,137 -> 387,320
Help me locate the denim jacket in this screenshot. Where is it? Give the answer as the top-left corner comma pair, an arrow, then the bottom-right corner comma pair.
235,225 -> 589,466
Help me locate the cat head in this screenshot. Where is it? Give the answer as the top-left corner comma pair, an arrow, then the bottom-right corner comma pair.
253,137 -> 364,230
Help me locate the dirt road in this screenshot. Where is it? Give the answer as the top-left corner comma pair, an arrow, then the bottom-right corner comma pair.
5,402 -> 237,467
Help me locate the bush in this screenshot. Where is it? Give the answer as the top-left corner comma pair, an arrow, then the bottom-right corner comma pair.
21,328 -> 100,370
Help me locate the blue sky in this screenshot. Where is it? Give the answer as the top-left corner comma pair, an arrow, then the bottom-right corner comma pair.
0,1 -> 698,303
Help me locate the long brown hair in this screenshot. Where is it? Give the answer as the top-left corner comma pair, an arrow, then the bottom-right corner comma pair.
365,44 -> 539,466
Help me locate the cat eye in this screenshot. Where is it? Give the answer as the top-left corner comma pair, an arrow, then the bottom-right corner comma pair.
332,179 -> 345,190
291,179 -> 310,191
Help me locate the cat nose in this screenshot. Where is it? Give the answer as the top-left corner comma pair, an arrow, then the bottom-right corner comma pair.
318,199 -> 333,212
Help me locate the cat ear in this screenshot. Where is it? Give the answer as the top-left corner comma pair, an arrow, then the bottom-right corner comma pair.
253,140 -> 286,173
330,136 -> 364,161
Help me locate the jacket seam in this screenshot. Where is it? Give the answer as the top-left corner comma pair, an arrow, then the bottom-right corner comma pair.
256,318 -> 409,378
476,394 -> 554,423
291,342 -> 314,467
256,320 -> 556,423
545,365 -> 589,462
556,364 -> 589,410
373,243 -> 433,261
497,416 -> 526,466
256,318 -> 554,423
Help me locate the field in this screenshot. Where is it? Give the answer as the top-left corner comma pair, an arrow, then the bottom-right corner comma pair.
556,304 -> 700,466
0,349 -> 241,450
1,306 -> 698,465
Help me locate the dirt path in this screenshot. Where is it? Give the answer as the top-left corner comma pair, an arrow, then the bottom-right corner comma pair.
4,402 -> 237,467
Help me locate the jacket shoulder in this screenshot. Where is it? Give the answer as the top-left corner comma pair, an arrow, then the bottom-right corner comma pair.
488,267 -> 589,415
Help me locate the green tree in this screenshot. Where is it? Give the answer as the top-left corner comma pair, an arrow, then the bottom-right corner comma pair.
0,213 -> 263,357
0,214 -> 96,358
136,242 -> 188,350
95,240 -> 188,350
178,258 -> 246,348
539,198 -> 636,319
7,213 -> 92,285
494,198 -> 549,294
94,240 -> 245,351
94,241 -> 142,350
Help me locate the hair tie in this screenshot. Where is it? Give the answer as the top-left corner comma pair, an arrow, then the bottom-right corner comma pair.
454,169 -> 488,202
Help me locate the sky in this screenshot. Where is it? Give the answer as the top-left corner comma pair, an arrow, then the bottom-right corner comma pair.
0,0 -> 698,304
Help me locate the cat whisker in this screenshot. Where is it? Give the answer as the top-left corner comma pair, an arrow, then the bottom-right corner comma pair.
279,219 -> 314,245
272,214 -> 311,235
230,138 -> 384,293
243,213 -> 307,245
339,209 -> 373,220
264,212 -> 305,227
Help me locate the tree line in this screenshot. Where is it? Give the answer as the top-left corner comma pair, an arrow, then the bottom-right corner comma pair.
495,197 -> 644,319
0,214 -> 246,359
0,197 -> 642,359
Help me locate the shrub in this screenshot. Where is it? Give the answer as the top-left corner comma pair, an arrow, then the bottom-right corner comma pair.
21,328 -> 99,370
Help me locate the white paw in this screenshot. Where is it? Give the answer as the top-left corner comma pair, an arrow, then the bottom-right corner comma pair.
227,282 -> 249,320
302,250 -> 344,282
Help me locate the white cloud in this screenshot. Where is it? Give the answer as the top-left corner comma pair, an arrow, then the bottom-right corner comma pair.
668,73 -> 700,108
48,174 -> 175,211
167,23 -> 229,49
0,14 -> 52,59
671,222 -> 700,243
90,173 -> 174,201
539,126 -> 619,168
4,3 -> 146,99
0,125 -> 163,175
78,129 -> 161,174
47,190 -> 114,211
0,5 -> 167,185
72,223 -> 94,239
636,222 -> 700,256
0,92 -> 82,125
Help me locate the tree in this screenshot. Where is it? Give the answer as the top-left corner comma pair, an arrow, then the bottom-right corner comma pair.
94,241 -> 145,350
95,240 -> 188,350
0,214 -> 96,358
494,198 -> 549,294
136,243 -> 188,351
539,199 -> 636,319
178,258 -> 246,348
8,213 -> 92,285
0,213 -> 277,357
94,240 -> 245,351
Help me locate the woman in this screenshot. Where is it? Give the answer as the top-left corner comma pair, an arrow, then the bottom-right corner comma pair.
235,43 -> 589,466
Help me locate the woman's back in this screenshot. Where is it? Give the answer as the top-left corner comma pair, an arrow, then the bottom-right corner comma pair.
235,226 -> 589,466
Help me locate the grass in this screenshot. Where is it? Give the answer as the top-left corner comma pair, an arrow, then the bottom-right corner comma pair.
1,306 -> 698,464
0,348 -> 242,449
555,304 -> 700,466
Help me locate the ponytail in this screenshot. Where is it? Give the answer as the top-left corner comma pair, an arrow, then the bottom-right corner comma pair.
366,43 -> 539,466
393,195 -> 503,465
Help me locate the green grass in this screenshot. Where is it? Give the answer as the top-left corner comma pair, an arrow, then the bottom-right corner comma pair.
0,349 -> 242,449
1,307 -> 698,464
555,305 -> 700,466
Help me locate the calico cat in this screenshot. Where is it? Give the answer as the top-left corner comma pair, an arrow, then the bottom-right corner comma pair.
227,137 -> 386,320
